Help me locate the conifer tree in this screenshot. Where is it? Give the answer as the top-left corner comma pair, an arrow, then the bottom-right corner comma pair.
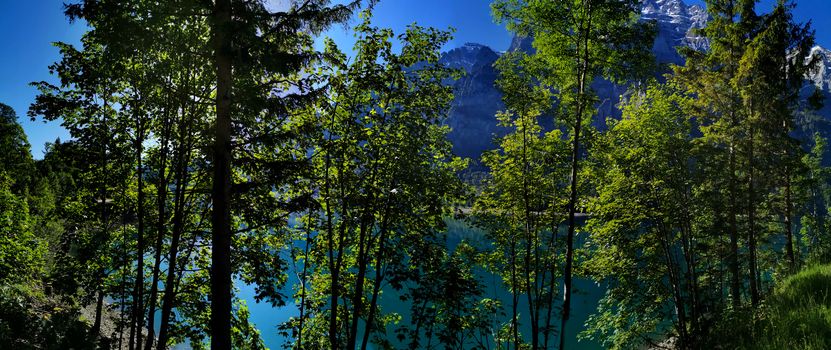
675,0 -> 760,308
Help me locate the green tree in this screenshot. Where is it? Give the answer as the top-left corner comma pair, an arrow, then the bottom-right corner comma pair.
798,135 -> 831,263
733,0 -> 816,277
289,17 -> 470,350
42,1 -> 367,348
0,174 -> 45,285
207,1 -> 363,347
491,1 -> 656,346
0,103 -> 35,190
474,50 -> 570,349
583,84 -> 702,349
675,0 -> 761,308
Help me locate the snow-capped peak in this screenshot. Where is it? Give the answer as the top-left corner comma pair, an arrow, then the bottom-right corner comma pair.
687,4 -> 708,27
807,46 -> 831,91
643,0 -> 710,63
641,0 -> 688,21
461,42 -> 487,52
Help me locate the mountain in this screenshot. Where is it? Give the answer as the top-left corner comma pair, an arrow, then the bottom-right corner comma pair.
439,43 -> 507,160
440,0 -> 831,161
807,46 -> 831,92
796,46 -> 831,154
641,0 -> 708,64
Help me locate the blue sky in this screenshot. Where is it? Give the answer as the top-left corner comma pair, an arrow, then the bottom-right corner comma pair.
0,1 -> 85,159
2,0 -> 829,158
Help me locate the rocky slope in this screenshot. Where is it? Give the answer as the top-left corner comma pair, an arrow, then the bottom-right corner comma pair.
796,46 -> 831,152
641,0 -> 708,63
439,43 -> 507,160
807,46 -> 831,92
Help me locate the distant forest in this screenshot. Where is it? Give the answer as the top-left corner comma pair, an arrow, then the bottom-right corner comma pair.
2,0 -> 831,350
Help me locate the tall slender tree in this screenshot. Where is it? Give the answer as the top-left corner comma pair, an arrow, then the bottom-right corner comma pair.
492,1 -> 655,347
584,84 -> 702,349
675,0 -> 761,308
475,50 -> 571,349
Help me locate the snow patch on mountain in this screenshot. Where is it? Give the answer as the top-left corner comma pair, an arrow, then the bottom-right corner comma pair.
642,0 -> 689,21
642,0 -> 709,63
808,46 -> 831,91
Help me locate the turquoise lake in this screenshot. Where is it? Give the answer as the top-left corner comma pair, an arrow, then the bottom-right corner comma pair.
234,218 -> 606,350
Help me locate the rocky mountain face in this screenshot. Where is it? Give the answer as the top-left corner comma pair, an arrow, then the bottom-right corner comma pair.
439,43 -> 507,160
807,46 -> 831,93
641,0 -> 708,64
796,46 -> 831,151
440,0 -> 831,161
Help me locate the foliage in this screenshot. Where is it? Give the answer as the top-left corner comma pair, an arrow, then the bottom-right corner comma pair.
712,264 -> 831,349
285,15 -> 477,350
472,50 -> 571,349
0,174 -> 45,285
0,103 -> 35,189
582,84 -> 699,349
491,2 -> 657,347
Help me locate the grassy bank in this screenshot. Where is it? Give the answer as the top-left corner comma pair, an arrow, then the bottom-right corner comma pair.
717,264 -> 831,349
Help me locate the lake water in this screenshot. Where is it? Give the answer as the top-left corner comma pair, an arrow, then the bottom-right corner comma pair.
237,218 -> 605,350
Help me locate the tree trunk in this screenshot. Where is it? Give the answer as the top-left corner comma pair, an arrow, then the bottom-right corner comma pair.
348,208 -> 374,350
511,241 -> 519,350
348,148 -> 386,350
726,1 -> 742,310
785,171 -> 795,271
131,115 -> 146,350
211,0 -> 233,347
728,144 -> 741,309
560,4 -> 591,350
520,123 -> 540,349
660,225 -> 689,349
92,290 -> 105,339
93,100 -> 110,343
361,189 -> 394,350
748,124 -> 760,308
156,130 -> 190,350
297,204 -> 314,349
325,191 -> 339,350
543,223 -> 559,350
144,108 -> 172,350
329,157 -> 350,349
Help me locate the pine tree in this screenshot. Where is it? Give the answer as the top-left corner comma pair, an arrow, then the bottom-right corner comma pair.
675,0 -> 760,308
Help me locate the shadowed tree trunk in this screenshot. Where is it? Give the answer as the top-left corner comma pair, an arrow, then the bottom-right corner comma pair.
728,144 -> 742,309
785,170 -> 795,270
211,0 -> 233,348
748,128 -> 759,308
561,5 -> 592,348
130,108 -> 146,350
144,104 -> 172,350
156,112 -> 193,350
